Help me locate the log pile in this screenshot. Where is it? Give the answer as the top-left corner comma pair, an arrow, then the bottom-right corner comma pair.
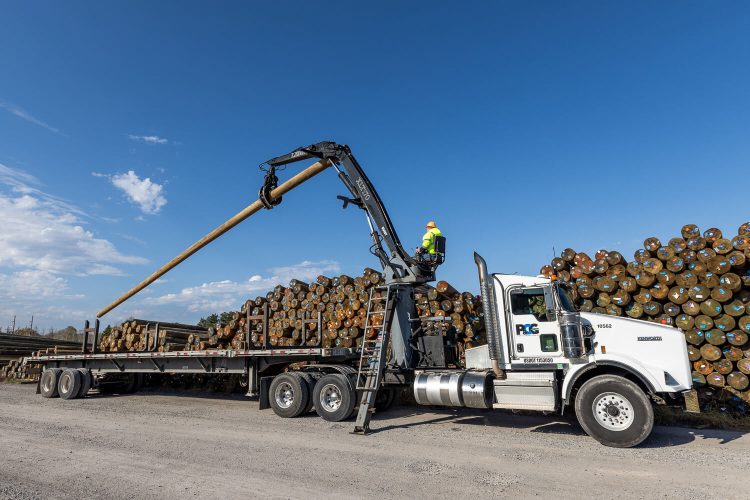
99,268 -> 485,353
0,357 -> 38,381
98,321 -> 210,353
541,223 -> 750,414
0,333 -> 81,359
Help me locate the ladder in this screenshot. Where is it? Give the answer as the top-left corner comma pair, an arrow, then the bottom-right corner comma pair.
353,284 -> 397,434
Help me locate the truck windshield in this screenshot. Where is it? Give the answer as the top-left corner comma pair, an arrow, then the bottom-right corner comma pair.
557,287 -> 577,312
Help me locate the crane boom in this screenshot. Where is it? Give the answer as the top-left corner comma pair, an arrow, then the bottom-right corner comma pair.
266,141 -> 435,284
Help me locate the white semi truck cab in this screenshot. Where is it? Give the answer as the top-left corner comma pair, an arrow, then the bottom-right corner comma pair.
411,253 -> 693,448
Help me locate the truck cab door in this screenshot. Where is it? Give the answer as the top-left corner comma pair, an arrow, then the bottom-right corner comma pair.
506,286 -> 562,361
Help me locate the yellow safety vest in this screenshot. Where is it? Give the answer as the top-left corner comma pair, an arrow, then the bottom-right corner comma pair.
422,227 -> 443,254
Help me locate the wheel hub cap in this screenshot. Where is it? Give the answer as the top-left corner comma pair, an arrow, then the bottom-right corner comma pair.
320,384 -> 342,412
275,382 -> 294,409
592,392 -> 634,431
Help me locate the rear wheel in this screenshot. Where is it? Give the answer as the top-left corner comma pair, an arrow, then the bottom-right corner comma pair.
313,374 -> 356,422
299,373 -> 318,414
58,369 -> 83,400
40,368 -> 62,398
574,374 -> 654,448
128,373 -> 146,393
77,369 -> 92,398
269,373 -> 310,418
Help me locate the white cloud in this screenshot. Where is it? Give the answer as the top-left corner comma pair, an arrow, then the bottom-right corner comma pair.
0,100 -> 62,135
128,134 -> 168,144
0,270 -> 70,300
149,260 -> 341,313
108,170 -> 167,214
0,163 -> 147,276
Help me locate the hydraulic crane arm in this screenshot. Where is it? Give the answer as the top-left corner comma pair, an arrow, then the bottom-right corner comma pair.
97,141 -> 432,318
265,141 -> 434,284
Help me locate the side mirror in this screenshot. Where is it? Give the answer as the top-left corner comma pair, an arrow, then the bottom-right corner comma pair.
543,286 -> 557,321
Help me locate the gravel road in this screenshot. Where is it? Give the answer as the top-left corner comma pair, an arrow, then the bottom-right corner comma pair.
1,383 -> 748,499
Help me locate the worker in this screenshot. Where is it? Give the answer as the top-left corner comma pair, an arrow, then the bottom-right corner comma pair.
415,221 -> 443,263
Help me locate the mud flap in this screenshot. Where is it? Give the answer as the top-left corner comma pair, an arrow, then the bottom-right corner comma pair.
258,376 -> 273,410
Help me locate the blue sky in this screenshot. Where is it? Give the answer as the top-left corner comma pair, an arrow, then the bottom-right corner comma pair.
1,1 -> 748,331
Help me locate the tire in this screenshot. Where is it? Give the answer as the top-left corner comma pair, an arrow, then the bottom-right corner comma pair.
375,387 -> 397,412
58,369 -> 83,400
269,373 -> 310,418
574,374 -> 654,448
299,373 -> 317,414
40,368 -> 62,398
77,369 -> 92,398
313,374 -> 356,422
123,373 -> 146,394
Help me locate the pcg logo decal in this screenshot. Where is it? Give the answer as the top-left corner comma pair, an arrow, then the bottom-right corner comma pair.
515,323 -> 539,335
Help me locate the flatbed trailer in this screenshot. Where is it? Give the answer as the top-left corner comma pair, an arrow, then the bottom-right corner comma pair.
31,335 -> 405,423
32,347 -> 359,394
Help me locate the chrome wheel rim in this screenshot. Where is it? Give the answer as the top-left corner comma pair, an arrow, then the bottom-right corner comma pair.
592,391 -> 634,431
320,383 -> 342,412
274,382 -> 294,409
42,373 -> 53,392
60,374 -> 71,394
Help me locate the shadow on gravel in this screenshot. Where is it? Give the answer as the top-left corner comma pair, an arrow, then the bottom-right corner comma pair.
642,426 -> 746,447
369,406 -> 749,447
89,388 -> 250,401
368,406 -> 586,437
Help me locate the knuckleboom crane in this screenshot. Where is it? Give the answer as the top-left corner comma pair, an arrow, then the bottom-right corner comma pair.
264,141 -> 438,285
264,141 -> 444,432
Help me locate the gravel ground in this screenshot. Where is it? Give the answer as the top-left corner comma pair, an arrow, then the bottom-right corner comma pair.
1,383 -> 748,499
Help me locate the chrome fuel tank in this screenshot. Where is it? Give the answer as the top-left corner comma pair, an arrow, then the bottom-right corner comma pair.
413,370 -> 493,409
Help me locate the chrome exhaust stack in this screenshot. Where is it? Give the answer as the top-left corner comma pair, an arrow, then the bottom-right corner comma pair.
474,252 -> 504,378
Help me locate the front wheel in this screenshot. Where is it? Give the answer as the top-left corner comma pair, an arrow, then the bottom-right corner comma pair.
574,374 -> 654,448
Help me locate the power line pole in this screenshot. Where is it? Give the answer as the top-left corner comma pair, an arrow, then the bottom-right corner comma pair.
11,315 -> 16,335
29,315 -> 34,331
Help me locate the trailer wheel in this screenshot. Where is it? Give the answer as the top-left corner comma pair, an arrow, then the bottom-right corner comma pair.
299,373 -> 317,414
125,373 -> 146,393
77,369 -> 92,398
269,373 -> 310,418
40,368 -> 62,398
313,374 -> 355,422
574,374 -> 654,448
58,369 -> 83,400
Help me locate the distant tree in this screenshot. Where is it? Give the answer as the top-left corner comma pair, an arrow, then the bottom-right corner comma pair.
197,313 -> 219,328
50,326 -> 80,342
14,327 -> 39,337
197,312 -> 234,328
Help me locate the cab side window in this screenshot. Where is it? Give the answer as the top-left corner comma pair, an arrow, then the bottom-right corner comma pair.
510,288 -> 551,322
